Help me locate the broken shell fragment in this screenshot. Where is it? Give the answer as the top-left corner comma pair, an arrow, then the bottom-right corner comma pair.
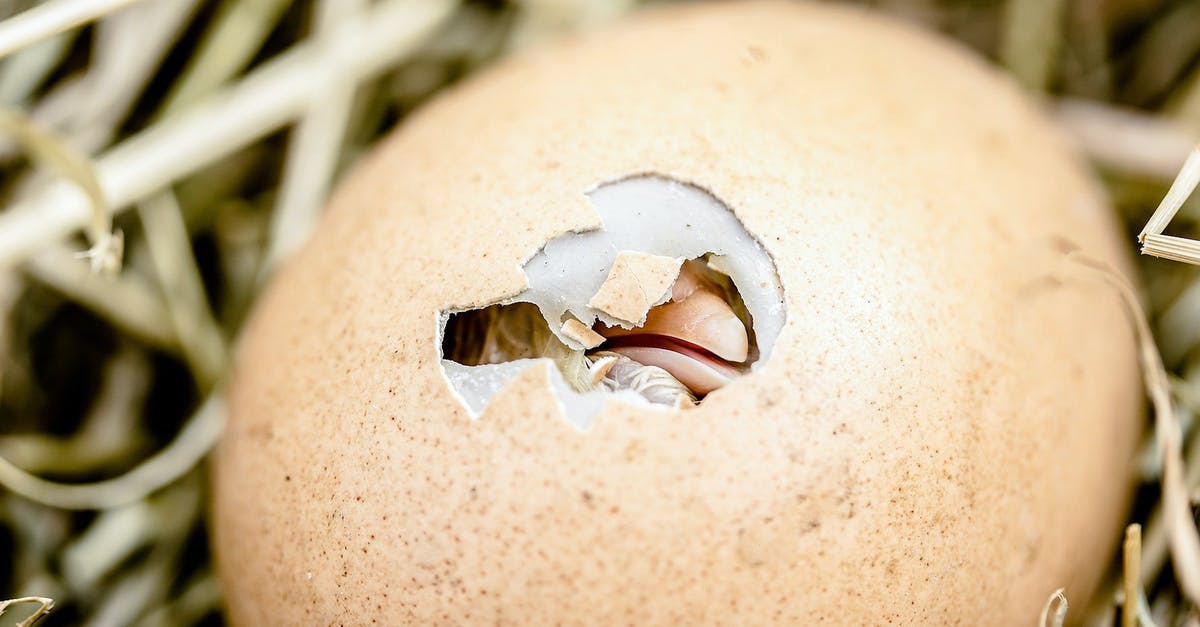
560,318 -> 605,349
588,251 -> 683,326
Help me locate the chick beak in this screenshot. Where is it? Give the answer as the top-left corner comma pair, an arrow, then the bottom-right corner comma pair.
595,260 -> 750,395
634,288 -> 749,362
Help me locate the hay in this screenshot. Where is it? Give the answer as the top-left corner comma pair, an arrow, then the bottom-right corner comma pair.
0,0 -> 1199,624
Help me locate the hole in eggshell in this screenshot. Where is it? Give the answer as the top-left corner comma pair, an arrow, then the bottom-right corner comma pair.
442,255 -> 760,407
437,174 -> 785,431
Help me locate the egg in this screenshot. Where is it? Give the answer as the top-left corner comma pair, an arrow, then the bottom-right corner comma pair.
212,1 -> 1142,624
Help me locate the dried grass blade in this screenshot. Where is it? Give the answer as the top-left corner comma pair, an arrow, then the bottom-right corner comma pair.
1000,0 -> 1066,92
1150,278 -> 1200,366
1140,146 -> 1200,243
0,596 -> 54,626
0,0 -> 199,160
0,31 -> 74,104
59,0 -> 197,151
1056,99 -> 1196,181
76,478 -> 200,626
131,571 -> 218,627
1065,252 -> 1200,608
260,0 -> 366,276
135,191 -> 226,387
1040,588 -> 1068,627
0,0 -> 458,268
157,0 -> 290,115
1170,65 -> 1200,131
0,0 -> 142,59
1124,2 -> 1200,107
1124,524 -> 1141,627
60,500 -> 154,592
23,245 -> 178,351
1141,234 -> 1200,265
0,393 -> 223,510
0,108 -> 121,272
0,346 -> 149,475
1136,591 -> 1160,627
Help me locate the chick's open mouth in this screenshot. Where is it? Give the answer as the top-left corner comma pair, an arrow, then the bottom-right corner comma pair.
591,259 -> 750,397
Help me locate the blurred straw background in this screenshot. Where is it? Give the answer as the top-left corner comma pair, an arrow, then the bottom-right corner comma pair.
0,0 -> 1197,625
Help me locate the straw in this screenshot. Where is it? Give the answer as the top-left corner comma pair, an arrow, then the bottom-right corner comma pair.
135,190 -> 226,386
258,0 -> 366,278
1124,524 -> 1141,627
156,0 -> 290,115
0,393 -> 223,510
1139,147 -> 1200,263
0,31 -> 74,105
0,0 -> 457,268
999,0 -> 1066,92
1056,99 -> 1197,181
1,1 -> 1200,624
0,0 -> 142,59
1040,588 -> 1068,627
4,0 -> 200,157
0,596 -> 53,627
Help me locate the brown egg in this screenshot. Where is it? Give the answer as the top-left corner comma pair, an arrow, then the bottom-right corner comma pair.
212,1 -> 1142,624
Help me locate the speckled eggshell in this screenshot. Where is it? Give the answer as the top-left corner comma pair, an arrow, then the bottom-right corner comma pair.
212,1 -> 1143,624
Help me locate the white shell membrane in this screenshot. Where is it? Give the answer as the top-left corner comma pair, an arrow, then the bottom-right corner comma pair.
438,175 -> 786,431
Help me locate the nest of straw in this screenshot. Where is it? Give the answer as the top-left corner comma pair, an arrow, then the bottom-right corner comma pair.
0,0 -> 1197,625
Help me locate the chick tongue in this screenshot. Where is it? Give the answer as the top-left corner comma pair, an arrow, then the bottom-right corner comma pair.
603,339 -> 739,395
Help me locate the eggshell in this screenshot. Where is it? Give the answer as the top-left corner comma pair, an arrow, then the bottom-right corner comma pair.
212,1 -> 1142,624
588,251 -> 681,325
560,318 -> 605,349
